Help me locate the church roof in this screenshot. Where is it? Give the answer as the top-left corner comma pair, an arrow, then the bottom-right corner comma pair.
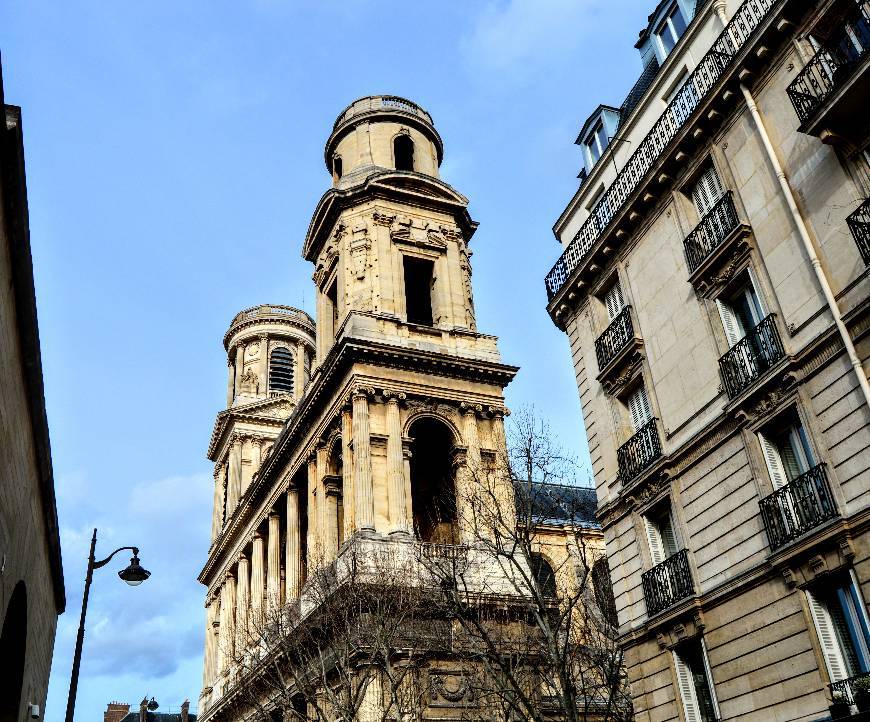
515,480 -> 599,527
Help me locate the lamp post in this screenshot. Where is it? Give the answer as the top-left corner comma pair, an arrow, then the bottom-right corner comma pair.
65,528 -> 150,722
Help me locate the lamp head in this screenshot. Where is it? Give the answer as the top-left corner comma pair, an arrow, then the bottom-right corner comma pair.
118,554 -> 150,586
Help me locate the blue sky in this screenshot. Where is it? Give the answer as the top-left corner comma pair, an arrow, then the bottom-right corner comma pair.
0,2 -> 643,720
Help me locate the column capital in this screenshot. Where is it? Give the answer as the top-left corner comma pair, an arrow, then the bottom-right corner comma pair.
488,404 -> 510,418
252,531 -> 264,543
382,389 -> 407,404
238,552 -> 249,565
352,384 -> 376,400
459,401 -> 484,416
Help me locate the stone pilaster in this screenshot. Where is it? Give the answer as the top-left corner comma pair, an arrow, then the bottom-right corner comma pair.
316,441 -> 330,556
250,532 -> 265,626
258,334 -> 269,396
226,357 -> 235,407
227,437 -> 242,516
235,554 -> 250,650
219,573 -> 236,672
384,391 -> 410,534
211,465 -> 224,543
252,437 -> 263,473
341,404 -> 354,539
324,477 -> 340,561
307,454 -> 319,566
267,512 -> 281,608
233,342 -> 246,398
352,387 -> 375,532
295,340 -> 306,401
286,489 -> 301,600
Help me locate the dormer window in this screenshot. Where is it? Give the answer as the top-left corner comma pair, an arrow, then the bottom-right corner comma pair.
656,1 -> 688,57
585,120 -> 609,165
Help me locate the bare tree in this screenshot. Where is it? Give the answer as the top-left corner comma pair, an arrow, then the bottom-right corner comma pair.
219,545 -> 446,722
426,405 -> 632,722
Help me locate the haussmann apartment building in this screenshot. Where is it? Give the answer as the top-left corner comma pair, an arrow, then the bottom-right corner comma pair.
544,0 -> 870,720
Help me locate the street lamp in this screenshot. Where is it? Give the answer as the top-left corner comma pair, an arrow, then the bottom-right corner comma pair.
65,528 -> 150,722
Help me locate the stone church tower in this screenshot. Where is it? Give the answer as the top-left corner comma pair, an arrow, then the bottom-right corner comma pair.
198,95 -> 519,719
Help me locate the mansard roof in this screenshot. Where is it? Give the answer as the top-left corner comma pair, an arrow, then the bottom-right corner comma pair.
515,480 -> 598,527
303,170 -> 477,262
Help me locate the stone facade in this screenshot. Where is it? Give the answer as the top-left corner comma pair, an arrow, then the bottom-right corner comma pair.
198,95 -> 611,721
546,0 -> 870,720
0,63 -> 65,722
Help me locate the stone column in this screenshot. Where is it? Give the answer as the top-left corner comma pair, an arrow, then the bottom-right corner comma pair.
457,403 -> 482,544
219,573 -> 236,671
233,342 -> 246,398
202,600 -> 214,690
226,357 -> 235,407
489,406 -> 516,533
235,554 -> 250,650
316,442 -> 330,548
324,480 -> 339,561
295,341 -> 306,401
227,437 -> 242,515
210,602 -> 221,687
211,466 -> 224,543
286,489 -> 301,600
252,437 -> 263,473
307,454 -> 320,567
385,391 -> 410,534
267,512 -> 281,608
258,334 -> 269,397
352,387 -> 375,532
250,533 -> 265,626
341,404 -> 354,539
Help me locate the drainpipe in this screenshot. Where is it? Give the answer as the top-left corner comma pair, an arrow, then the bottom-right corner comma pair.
739,83 -> 870,410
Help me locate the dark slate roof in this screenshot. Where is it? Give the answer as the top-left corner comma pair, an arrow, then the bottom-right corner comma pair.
514,480 -> 599,527
120,713 -> 196,722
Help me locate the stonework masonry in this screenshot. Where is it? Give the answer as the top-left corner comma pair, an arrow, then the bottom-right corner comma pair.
547,0 -> 870,719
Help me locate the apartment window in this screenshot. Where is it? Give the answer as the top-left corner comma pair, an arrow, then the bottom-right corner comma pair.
691,163 -> 726,217
758,412 -> 815,489
585,119 -> 610,165
394,135 -> 415,172
657,1 -> 689,56
673,638 -> 720,722
603,280 -> 626,322
628,385 -> 653,433
403,256 -> 434,326
268,347 -> 295,395
715,270 -> 765,348
644,504 -> 679,566
807,574 -> 870,683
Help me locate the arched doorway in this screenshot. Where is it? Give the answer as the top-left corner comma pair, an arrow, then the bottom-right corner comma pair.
0,581 -> 27,722
408,417 -> 456,543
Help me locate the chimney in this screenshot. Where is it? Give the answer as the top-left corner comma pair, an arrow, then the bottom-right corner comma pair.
181,700 -> 190,722
104,702 -> 130,722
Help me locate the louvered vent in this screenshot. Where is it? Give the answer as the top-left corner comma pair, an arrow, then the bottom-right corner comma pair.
268,347 -> 294,395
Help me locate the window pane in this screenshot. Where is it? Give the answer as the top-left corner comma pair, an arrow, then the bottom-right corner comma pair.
670,4 -> 688,40
659,25 -> 676,55
588,139 -> 601,163
596,123 -> 609,155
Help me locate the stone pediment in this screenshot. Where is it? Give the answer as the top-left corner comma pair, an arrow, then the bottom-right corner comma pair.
206,394 -> 295,460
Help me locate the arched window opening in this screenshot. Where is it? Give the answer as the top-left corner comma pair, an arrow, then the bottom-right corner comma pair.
530,553 -> 557,598
333,155 -> 343,181
0,581 -> 27,722
394,135 -> 415,172
268,347 -> 294,396
409,417 -> 456,543
592,557 -> 619,626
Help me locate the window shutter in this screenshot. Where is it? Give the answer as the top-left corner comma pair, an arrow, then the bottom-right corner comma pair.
644,515 -> 664,566
716,299 -> 742,348
660,513 -> 679,559
700,639 -> 722,720
691,165 -> 725,216
759,432 -> 787,489
628,386 -> 652,431
604,283 -> 625,321
807,589 -> 849,683
673,650 -> 701,722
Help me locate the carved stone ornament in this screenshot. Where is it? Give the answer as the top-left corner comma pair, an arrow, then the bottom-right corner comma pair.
602,352 -> 643,396
405,396 -> 457,418
372,211 -> 396,227
240,367 -> 260,394
389,214 -> 447,250
350,223 -> 371,281
430,672 -> 471,704
694,237 -> 751,297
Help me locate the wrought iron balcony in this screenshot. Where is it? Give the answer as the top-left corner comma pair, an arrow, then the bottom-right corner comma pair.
759,464 -> 838,551
684,192 -> 741,273
847,198 -> 870,265
545,0 -> 778,301
830,671 -> 870,709
718,314 -> 785,399
642,549 -> 693,616
787,3 -> 870,124
595,306 -> 635,371
617,418 -> 662,482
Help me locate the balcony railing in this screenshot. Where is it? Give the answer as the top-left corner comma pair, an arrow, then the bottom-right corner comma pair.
718,314 -> 785,398
830,671 -> 870,708
545,0 -> 778,301
642,549 -> 693,616
684,191 -> 741,273
595,306 -> 635,370
759,463 -> 838,551
847,198 -> 870,265
786,4 -> 870,124
617,418 -> 662,482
